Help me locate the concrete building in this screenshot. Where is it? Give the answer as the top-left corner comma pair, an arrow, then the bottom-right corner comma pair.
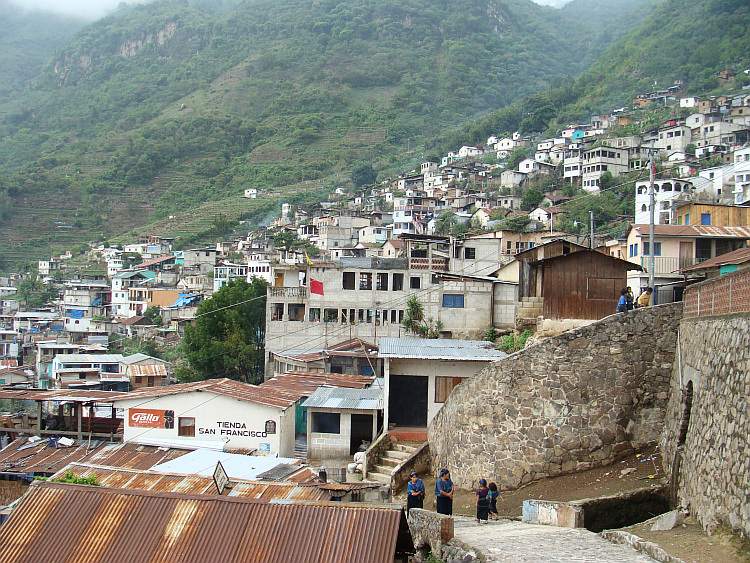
733,145 -> 750,205
380,337 -> 506,434
635,178 -> 696,225
35,341 -> 80,388
111,270 -> 154,319
581,146 -> 629,192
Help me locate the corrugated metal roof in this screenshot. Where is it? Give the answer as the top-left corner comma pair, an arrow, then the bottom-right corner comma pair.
54,354 -> 125,363
379,337 -> 508,361
302,387 -> 384,411
0,389 -> 123,402
0,439 -> 190,476
681,246 -> 750,272
48,464 -> 333,500
150,450 -> 302,481
0,482 -> 410,563
631,224 -> 750,238
128,364 -> 168,377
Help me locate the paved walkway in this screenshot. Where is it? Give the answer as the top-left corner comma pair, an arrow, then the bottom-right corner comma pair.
453,517 -> 658,562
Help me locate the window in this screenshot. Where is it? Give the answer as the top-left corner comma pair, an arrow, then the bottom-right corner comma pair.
685,214 -> 690,225
359,272 -> 372,290
288,303 -> 305,321
392,273 -> 404,291
265,420 -> 276,434
435,376 -> 463,403
376,273 -> 388,291
629,244 -> 638,258
309,308 -> 321,322
271,303 -> 284,321
312,412 -> 340,434
178,417 -> 195,437
342,272 -> 356,290
442,294 -> 465,308
323,308 -> 338,322
701,213 -> 711,226
410,276 -> 421,289
642,242 -> 662,256
464,247 -> 476,259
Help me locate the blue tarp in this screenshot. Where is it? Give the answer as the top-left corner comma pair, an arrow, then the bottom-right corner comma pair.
167,294 -> 200,309
92,297 -> 102,306
70,310 -> 84,319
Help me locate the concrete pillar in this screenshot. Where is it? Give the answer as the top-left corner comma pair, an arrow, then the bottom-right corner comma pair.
383,359 -> 390,430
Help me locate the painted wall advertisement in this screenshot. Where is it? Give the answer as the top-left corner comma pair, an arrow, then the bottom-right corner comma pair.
129,409 -> 174,429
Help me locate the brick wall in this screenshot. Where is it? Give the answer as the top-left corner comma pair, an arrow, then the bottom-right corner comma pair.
683,269 -> 750,318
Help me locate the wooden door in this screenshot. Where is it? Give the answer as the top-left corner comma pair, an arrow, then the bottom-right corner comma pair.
679,241 -> 693,269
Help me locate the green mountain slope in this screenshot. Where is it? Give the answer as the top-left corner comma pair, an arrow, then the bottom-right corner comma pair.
0,0 -> 681,267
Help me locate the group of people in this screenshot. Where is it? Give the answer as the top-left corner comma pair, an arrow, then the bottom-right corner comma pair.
406,469 -> 503,524
617,286 -> 653,313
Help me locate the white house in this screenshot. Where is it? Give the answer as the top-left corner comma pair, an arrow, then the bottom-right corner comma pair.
733,146 -> 750,205
458,146 -> 483,159
680,97 -> 698,108
112,379 -> 299,456
634,178 -> 695,225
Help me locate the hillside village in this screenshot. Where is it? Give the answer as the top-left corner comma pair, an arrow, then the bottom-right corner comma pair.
1,80 -> 750,560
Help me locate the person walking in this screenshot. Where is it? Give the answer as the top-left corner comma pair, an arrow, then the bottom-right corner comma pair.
435,468 -> 454,515
406,471 -> 425,514
476,478 -> 490,523
487,482 -> 503,520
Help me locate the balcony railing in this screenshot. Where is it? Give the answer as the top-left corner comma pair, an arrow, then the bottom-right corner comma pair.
268,286 -> 309,298
638,256 -> 707,274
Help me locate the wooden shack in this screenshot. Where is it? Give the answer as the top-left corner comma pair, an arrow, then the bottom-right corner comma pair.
523,249 -> 642,320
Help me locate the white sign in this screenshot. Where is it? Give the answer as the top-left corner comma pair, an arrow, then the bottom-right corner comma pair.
213,461 -> 229,494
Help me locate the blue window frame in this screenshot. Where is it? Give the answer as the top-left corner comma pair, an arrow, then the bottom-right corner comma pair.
701,213 -> 711,226
629,244 -> 638,258
442,294 -> 465,308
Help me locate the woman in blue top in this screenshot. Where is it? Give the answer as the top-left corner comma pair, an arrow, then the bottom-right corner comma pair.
406,471 -> 425,514
435,468 -> 454,515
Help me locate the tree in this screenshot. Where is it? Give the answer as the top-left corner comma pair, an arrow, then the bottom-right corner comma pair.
521,188 -> 543,210
182,278 -> 267,383
351,163 -> 376,187
17,276 -> 58,309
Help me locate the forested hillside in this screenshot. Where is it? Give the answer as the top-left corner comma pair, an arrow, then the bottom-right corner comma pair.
0,0 -> 743,268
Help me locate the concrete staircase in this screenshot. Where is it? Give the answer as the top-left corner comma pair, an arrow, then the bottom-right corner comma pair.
518,296 -> 543,319
367,442 -> 419,484
294,435 -> 307,459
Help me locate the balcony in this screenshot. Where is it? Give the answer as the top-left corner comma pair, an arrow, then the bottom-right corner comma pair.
268,286 -> 309,298
638,256 -> 707,275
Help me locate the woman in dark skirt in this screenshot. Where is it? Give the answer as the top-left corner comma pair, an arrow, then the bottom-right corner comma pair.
406,472 -> 425,514
435,469 -> 454,515
476,478 -> 490,523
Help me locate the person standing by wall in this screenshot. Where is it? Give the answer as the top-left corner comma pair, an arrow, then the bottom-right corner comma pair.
435,468 -> 454,515
637,287 -> 654,308
617,288 -> 628,313
406,471 -> 425,514
626,286 -> 635,310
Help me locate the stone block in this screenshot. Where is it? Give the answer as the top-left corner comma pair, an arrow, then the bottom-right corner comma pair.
650,510 -> 684,531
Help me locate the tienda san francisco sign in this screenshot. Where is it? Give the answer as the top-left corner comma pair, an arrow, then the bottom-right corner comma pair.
129,409 -> 174,429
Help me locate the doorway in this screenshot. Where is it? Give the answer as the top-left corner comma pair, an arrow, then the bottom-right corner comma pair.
350,413 -> 373,454
389,375 -> 428,427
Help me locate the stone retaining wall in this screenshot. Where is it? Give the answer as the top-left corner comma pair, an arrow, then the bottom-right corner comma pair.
661,313 -> 750,537
429,303 -> 682,490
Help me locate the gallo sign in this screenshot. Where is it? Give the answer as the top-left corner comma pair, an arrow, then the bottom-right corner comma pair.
129,409 -> 174,429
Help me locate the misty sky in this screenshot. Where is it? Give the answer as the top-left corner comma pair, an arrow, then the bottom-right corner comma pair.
17,0 -> 146,20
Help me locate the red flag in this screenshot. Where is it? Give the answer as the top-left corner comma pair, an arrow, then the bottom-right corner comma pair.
310,279 -> 324,295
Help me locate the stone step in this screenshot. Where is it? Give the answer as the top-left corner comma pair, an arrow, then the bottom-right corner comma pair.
372,464 -> 396,476
379,457 -> 401,468
383,449 -> 411,460
523,297 -> 543,303
367,471 -> 392,484
391,443 -> 418,453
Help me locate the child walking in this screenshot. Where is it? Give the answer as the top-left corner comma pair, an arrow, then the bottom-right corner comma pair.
487,482 -> 503,520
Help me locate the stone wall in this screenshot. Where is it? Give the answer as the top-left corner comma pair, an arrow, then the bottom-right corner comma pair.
661,312 -> 750,537
429,303 -> 682,490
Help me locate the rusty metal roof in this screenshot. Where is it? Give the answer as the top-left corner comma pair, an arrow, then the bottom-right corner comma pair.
631,224 -> 750,238
0,439 -> 190,476
0,482 -> 411,563
128,364 -> 168,377
0,388 -> 123,403
112,373 -> 375,411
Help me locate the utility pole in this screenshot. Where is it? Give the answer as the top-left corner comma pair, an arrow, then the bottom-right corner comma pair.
648,140 -> 656,294
589,211 -> 594,249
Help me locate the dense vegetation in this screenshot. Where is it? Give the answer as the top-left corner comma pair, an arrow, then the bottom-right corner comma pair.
0,0 -> 747,268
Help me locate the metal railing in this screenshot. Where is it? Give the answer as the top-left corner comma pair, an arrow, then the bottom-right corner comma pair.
638,256 -> 707,274
267,286 -> 309,298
